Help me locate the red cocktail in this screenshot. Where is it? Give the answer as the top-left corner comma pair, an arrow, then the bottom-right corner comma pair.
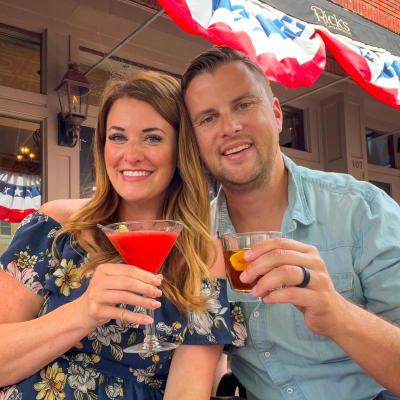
107,231 -> 179,273
100,220 -> 182,353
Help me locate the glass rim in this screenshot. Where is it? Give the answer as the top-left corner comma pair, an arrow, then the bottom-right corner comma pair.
100,219 -> 184,232
221,230 -> 283,239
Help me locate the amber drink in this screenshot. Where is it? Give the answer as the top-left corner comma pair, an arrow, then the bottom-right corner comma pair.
221,231 -> 283,298
223,249 -> 253,292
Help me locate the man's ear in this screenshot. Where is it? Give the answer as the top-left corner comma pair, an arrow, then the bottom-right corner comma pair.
273,97 -> 283,133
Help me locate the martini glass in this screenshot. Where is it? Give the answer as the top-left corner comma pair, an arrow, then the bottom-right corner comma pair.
100,220 -> 183,353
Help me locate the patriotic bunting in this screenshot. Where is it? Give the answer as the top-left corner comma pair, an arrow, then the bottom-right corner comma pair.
157,0 -> 400,109
0,172 -> 41,223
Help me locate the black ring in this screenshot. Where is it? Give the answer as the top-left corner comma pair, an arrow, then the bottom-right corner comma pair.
297,266 -> 311,288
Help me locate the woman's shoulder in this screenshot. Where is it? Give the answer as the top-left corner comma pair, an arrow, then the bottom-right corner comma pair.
39,198 -> 91,226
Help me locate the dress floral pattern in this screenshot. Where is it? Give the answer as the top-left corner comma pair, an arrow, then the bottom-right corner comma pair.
0,212 -> 246,400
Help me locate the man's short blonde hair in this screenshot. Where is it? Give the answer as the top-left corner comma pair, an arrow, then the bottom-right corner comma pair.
182,45 -> 274,99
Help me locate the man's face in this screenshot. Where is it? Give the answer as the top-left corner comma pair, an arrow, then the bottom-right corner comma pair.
184,61 -> 283,192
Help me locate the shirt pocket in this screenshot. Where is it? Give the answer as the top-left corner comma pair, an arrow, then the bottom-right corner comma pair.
294,272 -> 354,342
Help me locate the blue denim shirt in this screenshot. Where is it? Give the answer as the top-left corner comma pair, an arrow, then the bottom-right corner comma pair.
212,155 -> 400,400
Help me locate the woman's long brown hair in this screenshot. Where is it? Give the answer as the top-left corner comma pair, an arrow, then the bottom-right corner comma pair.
53,70 -> 215,313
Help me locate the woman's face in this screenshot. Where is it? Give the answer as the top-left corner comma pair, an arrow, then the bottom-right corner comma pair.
104,97 -> 177,217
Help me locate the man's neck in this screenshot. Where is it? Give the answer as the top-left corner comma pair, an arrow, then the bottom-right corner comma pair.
223,155 -> 288,233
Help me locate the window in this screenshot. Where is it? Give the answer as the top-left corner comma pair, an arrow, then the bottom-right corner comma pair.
0,116 -> 41,177
366,129 -> 397,168
280,106 -> 307,152
0,23 -> 41,93
370,180 -> 392,196
0,220 -> 11,236
0,116 -> 42,235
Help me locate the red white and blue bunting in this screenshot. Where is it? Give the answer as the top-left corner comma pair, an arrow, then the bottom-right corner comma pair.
157,0 -> 400,109
0,172 -> 41,223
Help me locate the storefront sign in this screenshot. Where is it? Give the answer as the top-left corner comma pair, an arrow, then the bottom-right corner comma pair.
310,5 -> 351,35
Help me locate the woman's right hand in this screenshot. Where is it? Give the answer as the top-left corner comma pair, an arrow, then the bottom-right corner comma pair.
75,263 -> 163,330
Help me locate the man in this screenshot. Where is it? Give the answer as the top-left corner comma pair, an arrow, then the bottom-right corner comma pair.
182,46 -> 400,400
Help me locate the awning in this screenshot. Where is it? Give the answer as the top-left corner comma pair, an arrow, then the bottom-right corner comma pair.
261,0 -> 400,57
156,0 -> 400,109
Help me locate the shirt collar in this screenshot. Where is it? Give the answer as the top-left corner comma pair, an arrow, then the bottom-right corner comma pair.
282,154 -> 314,228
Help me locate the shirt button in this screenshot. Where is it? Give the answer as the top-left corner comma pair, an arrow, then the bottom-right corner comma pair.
264,351 -> 270,358
287,388 -> 294,394
253,311 -> 259,318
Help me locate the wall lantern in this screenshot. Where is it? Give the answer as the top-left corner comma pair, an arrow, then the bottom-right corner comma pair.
55,62 -> 91,147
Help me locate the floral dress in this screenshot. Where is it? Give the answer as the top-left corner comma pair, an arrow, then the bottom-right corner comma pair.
0,212 -> 246,400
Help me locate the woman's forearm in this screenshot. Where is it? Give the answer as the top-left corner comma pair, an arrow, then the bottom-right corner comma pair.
0,298 -> 91,386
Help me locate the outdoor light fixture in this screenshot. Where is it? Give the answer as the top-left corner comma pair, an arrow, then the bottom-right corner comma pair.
55,62 -> 91,147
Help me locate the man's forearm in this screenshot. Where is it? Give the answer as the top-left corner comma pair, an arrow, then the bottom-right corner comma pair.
330,300 -> 400,396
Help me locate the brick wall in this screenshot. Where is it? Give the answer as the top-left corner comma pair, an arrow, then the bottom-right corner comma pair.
329,0 -> 400,33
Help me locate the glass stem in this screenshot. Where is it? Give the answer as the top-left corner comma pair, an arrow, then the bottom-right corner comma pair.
143,309 -> 159,346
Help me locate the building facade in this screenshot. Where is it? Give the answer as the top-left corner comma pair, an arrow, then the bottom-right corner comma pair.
0,0 -> 399,252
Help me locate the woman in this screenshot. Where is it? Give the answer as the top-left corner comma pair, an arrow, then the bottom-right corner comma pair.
0,71 -> 243,399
